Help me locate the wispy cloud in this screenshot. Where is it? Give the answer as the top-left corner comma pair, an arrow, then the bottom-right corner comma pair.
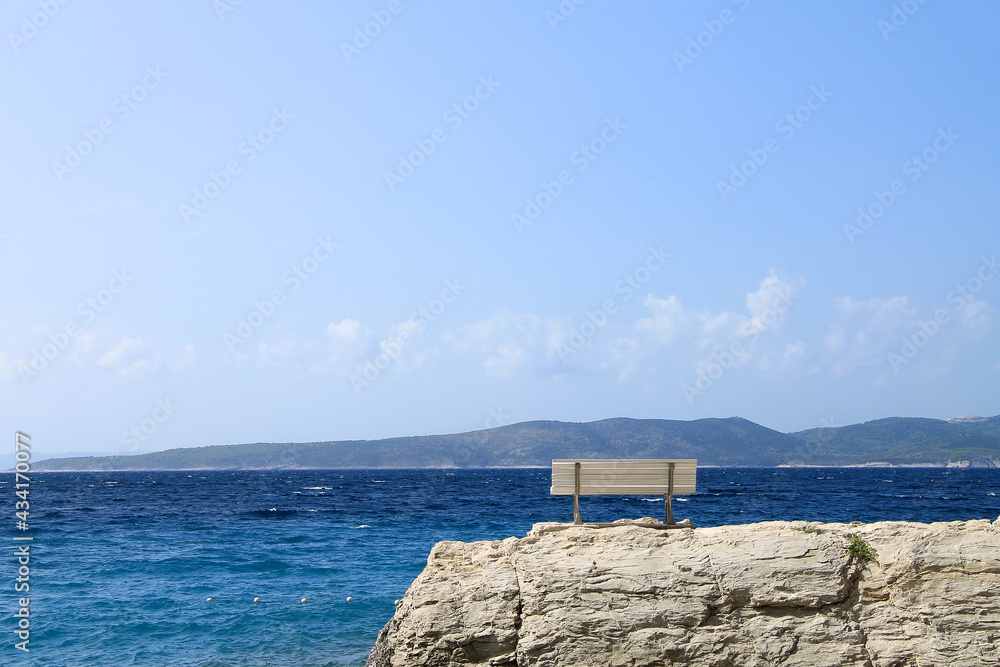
98,337 -> 162,376
445,310 -> 555,377
820,296 -> 915,376
184,270 -> 995,391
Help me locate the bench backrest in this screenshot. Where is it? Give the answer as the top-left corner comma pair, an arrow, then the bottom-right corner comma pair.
550,459 -> 697,496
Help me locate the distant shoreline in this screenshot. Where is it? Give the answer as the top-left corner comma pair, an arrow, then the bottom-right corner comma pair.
21,463 -> 999,473
19,414 -> 1000,472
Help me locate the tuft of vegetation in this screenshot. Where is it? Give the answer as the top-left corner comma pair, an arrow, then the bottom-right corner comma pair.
846,534 -> 878,563
794,526 -> 824,534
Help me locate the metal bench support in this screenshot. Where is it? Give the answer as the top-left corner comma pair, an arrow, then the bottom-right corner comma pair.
573,462 -> 582,525
665,462 -> 675,525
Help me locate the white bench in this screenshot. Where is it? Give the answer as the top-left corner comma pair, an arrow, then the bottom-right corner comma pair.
550,459 -> 697,525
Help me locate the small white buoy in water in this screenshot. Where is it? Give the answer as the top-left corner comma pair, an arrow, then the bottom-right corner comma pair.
300,597 -> 307,603
346,596 -> 353,602
206,597 -> 213,602
253,597 -> 261,603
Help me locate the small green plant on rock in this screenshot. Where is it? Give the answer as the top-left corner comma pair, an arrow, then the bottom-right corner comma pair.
846,534 -> 878,563
794,525 -> 824,535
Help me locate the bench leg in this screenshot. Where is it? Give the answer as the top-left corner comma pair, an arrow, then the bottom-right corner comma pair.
573,462 -> 582,524
665,462 -> 675,524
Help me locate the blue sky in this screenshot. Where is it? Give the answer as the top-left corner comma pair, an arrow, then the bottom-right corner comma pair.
2,1 -> 998,461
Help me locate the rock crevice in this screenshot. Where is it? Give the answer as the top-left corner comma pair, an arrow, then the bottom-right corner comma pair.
367,518 -> 1000,666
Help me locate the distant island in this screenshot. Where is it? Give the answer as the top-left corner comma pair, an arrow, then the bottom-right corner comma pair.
30,415 -> 1000,471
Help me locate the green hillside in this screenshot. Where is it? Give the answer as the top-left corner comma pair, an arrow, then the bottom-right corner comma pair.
31,415 -> 1000,471
790,416 -> 1000,466
34,417 -> 802,470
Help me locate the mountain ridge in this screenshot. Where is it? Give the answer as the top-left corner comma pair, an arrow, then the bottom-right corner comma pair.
31,415 -> 1000,471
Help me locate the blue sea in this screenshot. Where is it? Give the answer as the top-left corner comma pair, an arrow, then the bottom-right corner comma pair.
3,467 -> 998,666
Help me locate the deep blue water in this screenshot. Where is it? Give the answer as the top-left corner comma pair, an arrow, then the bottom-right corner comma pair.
2,467 -> 998,666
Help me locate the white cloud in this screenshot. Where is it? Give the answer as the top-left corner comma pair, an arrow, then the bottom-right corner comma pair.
635,295 -> 691,345
926,296 -> 995,370
259,337 -> 315,370
955,297 -> 993,338
315,319 -> 375,375
71,333 -> 97,361
742,273 -> 797,339
483,342 -> 524,376
437,273 -> 804,383
170,344 -> 199,372
98,337 -> 162,376
371,319 -> 438,374
435,272 -> 806,385
758,340 -> 810,376
128,268 -> 992,392
820,296 -> 915,376
98,337 -> 144,367
5,330 -> 194,380
446,311 -> 557,377
247,316 -> 444,377
254,320 -> 373,375
813,291 -> 998,378
635,272 -> 800,379
606,336 -> 641,381
327,319 -> 366,344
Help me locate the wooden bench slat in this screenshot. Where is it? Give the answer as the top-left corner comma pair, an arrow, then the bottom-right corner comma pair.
552,459 -> 697,467
551,470 -> 697,479
551,475 -> 696,484
551,466 -> 697,473
550,480 -> 697,488
551,487 -> 696,495
552,481 -> 696,488
550,478 -> 697,486
552,473 -> 694,478
550,481 -> 697,489
551,471 -> 696,479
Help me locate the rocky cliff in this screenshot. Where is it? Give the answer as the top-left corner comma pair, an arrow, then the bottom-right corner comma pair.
366,518 -> 1000,666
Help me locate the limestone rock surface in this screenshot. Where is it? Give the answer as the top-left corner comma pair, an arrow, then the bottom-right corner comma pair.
367,518 -> 1000,666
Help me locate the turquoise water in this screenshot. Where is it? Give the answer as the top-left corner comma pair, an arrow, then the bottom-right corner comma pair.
3,468 -> 998,665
